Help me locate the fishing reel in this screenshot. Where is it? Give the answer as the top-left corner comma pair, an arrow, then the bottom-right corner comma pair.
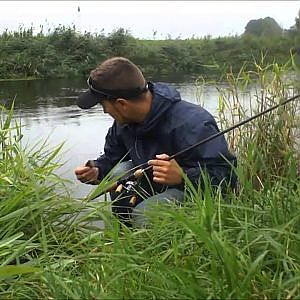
114,167 -> 166,207
85,159 -> 166,203
85,159 -> 146,205
115,180 -> 139,207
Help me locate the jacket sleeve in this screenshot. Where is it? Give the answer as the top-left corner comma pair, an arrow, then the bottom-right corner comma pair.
91,122 -> 129,181
175,117 -> 237,191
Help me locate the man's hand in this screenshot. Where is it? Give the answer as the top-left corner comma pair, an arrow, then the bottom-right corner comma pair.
148,154 -> 183,186
75,166 -> 99,184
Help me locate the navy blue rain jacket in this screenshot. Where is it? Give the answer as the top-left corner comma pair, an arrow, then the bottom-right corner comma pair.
92,82 -> 237,191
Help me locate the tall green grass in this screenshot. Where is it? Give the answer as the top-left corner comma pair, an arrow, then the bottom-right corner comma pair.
1,59 -> 300,299
217,54 -> 300,189
0,103 -> 112,298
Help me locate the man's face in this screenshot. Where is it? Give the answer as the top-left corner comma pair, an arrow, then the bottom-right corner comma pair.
101,99 -> 130,125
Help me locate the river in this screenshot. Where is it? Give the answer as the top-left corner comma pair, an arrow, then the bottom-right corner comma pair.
0,78 -> 221,198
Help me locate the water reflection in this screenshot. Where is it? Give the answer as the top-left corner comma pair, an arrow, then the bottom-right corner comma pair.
0,78 -> 84,108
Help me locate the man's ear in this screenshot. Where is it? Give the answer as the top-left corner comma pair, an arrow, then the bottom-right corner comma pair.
115,98 -> 129,111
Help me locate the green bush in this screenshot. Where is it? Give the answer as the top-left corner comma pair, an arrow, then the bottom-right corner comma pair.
0,25 -> 299,80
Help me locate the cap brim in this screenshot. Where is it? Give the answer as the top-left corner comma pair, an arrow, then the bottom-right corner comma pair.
77,90 -> 99,109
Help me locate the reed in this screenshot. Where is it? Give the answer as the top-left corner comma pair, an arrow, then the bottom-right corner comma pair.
0,103 -> 112,298
216,54 -> 300,189
1,58 -> 300,299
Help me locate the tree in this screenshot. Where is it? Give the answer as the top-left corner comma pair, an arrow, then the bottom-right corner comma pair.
289,9 -> 300,33
243,17 -> 283,37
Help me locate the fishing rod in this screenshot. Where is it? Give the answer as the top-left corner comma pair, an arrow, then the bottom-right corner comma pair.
87,93 -> 300,202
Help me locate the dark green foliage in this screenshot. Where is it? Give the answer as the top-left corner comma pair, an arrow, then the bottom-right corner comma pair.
0,24 -> 299,80
104,28 -> 137,58
289,10 -> 300,33
286,10 -> 300,62
243,17 -> 283,37
0,26 -> 107,79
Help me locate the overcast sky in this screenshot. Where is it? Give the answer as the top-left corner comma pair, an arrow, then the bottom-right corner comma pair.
1,1 -> 299,39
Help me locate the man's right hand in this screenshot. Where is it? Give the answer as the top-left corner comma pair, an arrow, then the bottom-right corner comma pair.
74,166 -> 99,184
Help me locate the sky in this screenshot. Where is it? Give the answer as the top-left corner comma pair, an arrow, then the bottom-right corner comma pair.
1,1 -> 300,39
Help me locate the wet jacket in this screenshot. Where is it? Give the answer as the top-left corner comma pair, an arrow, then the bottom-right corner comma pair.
92,82 -> 237,191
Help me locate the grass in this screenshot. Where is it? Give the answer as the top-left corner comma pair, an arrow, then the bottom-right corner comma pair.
0,58 -> 300,299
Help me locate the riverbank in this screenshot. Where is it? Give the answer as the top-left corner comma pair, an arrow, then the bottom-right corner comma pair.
0,77 -> 37,82
1,26 -> 299,81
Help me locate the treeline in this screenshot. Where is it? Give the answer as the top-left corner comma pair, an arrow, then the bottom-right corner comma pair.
0,22 -> 299,81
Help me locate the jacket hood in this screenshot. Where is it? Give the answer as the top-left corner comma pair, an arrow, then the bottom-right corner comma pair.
128,81 -> 181,135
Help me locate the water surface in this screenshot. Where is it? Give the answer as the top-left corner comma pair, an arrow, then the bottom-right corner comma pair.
0,78 -> 221,198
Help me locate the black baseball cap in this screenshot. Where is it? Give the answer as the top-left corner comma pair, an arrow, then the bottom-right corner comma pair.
77,76 -> 148,109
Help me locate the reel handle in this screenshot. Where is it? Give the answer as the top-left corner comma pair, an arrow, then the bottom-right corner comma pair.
129,195 -> 137,206
115,184 -> 123,193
